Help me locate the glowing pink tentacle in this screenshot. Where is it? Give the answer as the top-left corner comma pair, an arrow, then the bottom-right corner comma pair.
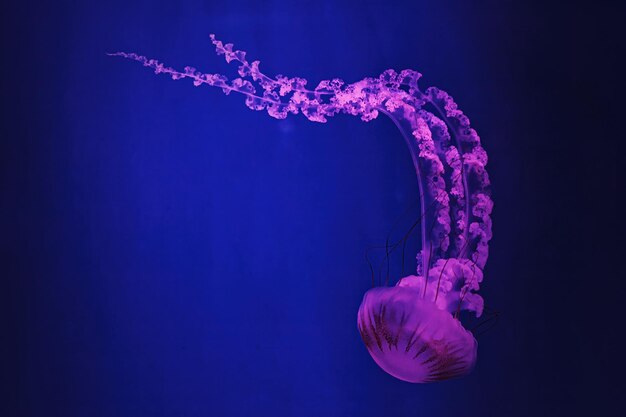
425,87 -> 492,269
110,36 -> 492,317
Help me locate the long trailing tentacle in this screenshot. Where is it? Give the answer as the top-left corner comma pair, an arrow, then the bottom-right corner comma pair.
424,88 -> 492,269
110,35 -> 492,317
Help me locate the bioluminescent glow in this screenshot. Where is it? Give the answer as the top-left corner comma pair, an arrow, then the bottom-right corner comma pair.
111,35 -> 493,383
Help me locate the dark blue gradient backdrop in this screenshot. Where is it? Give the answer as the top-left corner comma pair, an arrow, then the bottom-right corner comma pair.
3,1 -> 620,416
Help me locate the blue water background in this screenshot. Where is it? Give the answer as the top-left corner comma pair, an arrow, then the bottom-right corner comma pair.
3,1 -> 620,416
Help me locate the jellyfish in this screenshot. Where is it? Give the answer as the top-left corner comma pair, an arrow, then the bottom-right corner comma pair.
110,35 -> 493,383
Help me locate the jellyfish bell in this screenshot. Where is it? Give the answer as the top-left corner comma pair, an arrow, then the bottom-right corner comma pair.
357,267 -> 481,383
111,35 -> 493,384
357,287 -> 476,383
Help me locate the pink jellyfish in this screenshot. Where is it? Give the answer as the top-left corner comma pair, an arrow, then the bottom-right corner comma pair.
110,35 -> 493,383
